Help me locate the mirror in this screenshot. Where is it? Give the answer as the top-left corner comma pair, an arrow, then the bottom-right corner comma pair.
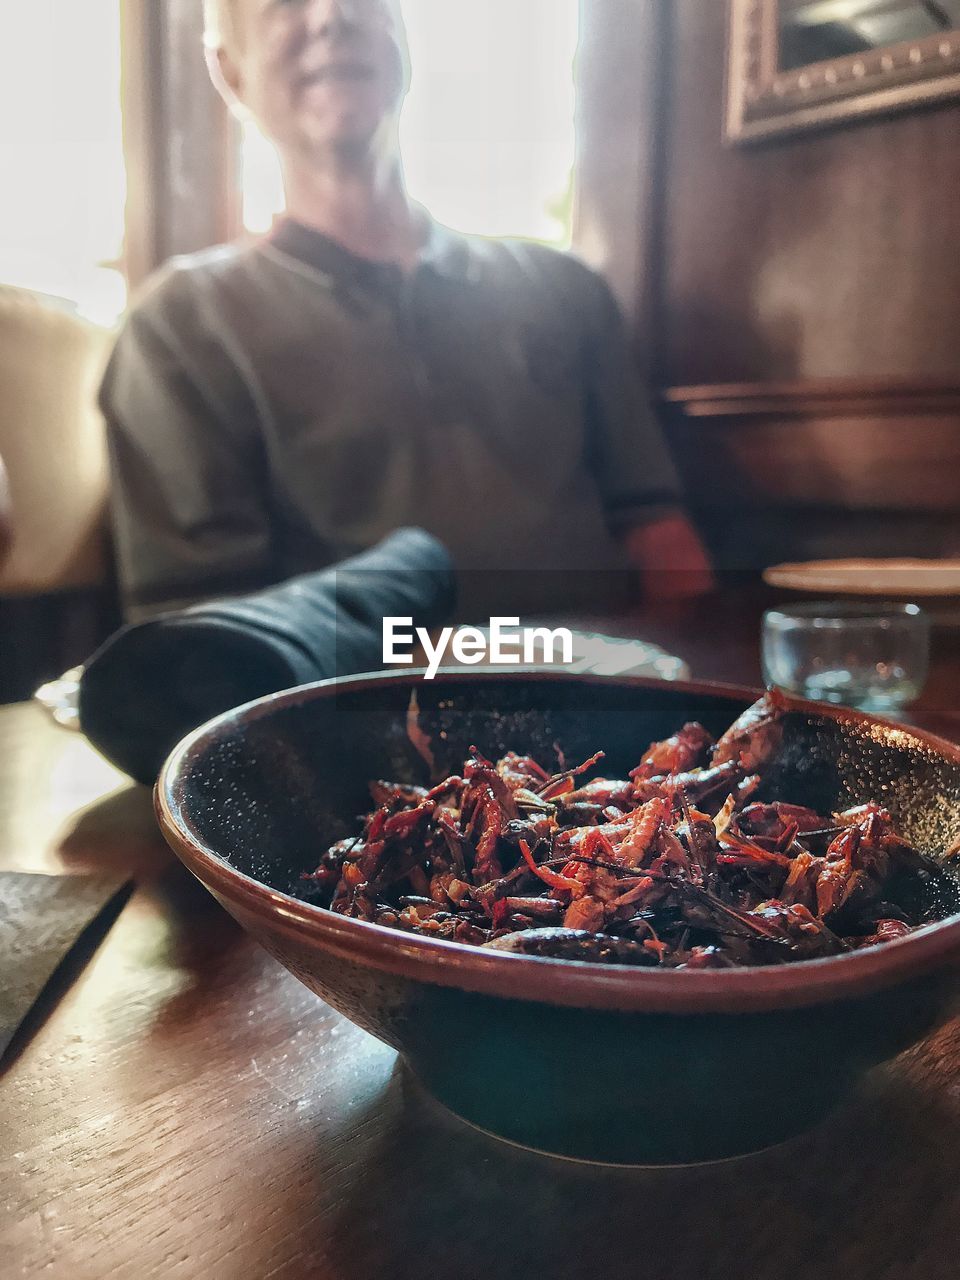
780,1 -> 960,69
727,0 -> 960,143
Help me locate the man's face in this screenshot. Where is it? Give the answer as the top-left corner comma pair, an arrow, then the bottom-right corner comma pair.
221,0 -> 408,162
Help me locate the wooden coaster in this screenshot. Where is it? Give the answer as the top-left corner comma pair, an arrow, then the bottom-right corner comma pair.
0,872 -> 130,1059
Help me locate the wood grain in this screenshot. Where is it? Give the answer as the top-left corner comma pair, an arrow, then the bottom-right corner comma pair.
661,379 -> 960,568
0,873 -> 128,1058
657,1 -> 960,387
1,592 -> 959,1278
573,0 -> 668,352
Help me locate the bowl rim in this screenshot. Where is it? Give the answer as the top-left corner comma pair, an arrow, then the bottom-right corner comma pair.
155,669 -> 960,1016
762,600 -> 929,625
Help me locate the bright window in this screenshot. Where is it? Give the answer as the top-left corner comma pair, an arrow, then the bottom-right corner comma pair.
243,0 -> 581,246
0,0 -> 127,324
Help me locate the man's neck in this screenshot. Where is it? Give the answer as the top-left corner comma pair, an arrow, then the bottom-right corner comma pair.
281,149 -> 426,272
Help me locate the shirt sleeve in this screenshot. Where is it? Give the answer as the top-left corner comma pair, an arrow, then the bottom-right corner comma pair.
99,270 -> 274,618
577,264 -> 683,532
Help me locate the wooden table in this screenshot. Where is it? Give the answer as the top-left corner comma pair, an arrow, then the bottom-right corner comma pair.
2,589 -> 960,1280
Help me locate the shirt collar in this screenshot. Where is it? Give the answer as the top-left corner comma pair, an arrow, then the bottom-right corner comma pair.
419,219 -> 481,283
266,215 -> 480,286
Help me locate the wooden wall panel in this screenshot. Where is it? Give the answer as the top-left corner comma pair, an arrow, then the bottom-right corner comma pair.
657,0 -> 960,388
663,380 -> 960,570
674,415 -> 960,511
574,0 -> 668,365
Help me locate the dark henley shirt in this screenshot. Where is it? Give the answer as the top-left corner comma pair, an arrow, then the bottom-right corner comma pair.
100,218 -> 682,618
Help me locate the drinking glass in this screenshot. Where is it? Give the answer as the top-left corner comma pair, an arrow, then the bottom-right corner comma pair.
761,601 -> 930,713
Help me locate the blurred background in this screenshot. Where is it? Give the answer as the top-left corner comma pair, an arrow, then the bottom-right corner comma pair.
0,0 -> 580,326
1,0 -> 959,701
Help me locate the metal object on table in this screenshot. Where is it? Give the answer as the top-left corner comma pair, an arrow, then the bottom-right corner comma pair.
432,628 -> 690,682
33,665 -> 83,730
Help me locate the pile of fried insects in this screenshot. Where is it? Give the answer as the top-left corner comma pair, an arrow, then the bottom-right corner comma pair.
303,694 -> 953,967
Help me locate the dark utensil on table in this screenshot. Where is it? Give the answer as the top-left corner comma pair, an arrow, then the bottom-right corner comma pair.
156,672 -> 960,1165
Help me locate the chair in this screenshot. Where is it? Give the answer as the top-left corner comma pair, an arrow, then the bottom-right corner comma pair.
0,287 -> 118,701
0,286 -> 112,592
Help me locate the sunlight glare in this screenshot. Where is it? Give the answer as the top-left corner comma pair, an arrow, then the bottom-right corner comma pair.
243,0 -> 581,246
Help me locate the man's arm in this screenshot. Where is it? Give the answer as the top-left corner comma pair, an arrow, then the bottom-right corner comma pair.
100,274 -> 275,619
578,264 -> 714,601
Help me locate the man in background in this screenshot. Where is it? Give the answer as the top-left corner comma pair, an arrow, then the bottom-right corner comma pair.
101,0 -> 712,619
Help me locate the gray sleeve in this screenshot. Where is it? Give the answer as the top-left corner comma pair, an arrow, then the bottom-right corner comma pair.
99,274 -> 274,618
578,266 -> 683,531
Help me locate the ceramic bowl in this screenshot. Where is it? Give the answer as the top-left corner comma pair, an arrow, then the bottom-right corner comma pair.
156,672 -> 960,1164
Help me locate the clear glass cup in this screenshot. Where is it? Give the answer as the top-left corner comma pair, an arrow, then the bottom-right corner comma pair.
761,601 -> 930,713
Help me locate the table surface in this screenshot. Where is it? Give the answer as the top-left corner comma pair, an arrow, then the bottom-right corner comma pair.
2,588 -> 960,1280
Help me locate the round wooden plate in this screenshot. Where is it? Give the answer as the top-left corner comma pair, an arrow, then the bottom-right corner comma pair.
764,559 -> 960,598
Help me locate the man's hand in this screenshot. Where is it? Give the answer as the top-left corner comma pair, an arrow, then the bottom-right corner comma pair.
622,512 -> 716,603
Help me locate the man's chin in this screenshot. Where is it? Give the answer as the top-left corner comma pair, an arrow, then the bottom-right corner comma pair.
297,119 -> 380,164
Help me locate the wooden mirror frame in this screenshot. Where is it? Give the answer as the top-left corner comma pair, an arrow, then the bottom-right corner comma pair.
726,0 -> 960,144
